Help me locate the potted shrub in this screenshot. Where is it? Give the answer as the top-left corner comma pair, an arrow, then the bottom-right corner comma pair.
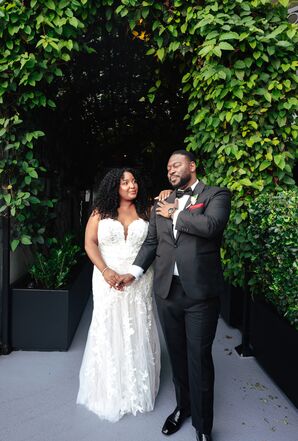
247,189 -> 298,407
11,235 -> 92,351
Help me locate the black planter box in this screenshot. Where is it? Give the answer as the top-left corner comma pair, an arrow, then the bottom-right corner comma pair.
251,298 -> 298,408
11,259 -> 92,351
220,284 -> 244,329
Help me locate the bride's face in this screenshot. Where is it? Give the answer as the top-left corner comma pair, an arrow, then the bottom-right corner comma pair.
119,171 -> 138,201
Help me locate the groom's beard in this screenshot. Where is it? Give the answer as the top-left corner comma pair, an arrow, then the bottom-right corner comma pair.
170,173 -> 191,190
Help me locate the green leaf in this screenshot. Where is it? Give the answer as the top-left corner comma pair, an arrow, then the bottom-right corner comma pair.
120,8 -> 129,17
213,46 -> 222,57
199,45 -> 213,57
4,194 -> 11,204
282,175 -> 295,185
264,92 -> 272,103
182,73 -> 191,83
286,28 -> 296,40
235,70 -> 244,81
21,235 -> 32,245
142,8 -> 149,19
169,41 -> 180,52
259,160 -> 271,171
234,89 -> 243,100
181,23 -> 187,33
274,154 -> 286,170
45,0 -> 56,11
69,17 -> 79,28
47,99 -> 56,108
156,48 -> 165,61
29,196 -> 41,204
194,111 -> 207,125
11,240 -> 20,252
234,60 -> 246,70
239,178 -> 252,186
146,48 -> 155,55
276,40 -> 292,48
248,121 -> 258,130
6,40 -> 13,50
28,169 -> 38,178
8,25 -> 19,36
115,4 -> 124,14
148,94 -> 155,103
219,32 -> 239,41
219,42 -> 234,51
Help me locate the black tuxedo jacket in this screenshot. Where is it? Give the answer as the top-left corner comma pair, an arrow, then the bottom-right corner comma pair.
134,182 -> 231,299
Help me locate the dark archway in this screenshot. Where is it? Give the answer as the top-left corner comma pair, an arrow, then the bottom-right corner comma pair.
30,22 -> 187,235
31,24 -> 188,236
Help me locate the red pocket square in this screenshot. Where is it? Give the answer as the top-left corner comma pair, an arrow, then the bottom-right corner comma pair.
188,203 -> 205,211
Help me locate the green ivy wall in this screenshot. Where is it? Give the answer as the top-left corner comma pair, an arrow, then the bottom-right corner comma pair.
0,0 -> 297,286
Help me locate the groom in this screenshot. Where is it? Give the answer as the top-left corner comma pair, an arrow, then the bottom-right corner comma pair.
118,150 -> 231,441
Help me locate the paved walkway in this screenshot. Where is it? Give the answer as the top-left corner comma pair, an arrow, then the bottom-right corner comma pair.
0,299 -> 297,441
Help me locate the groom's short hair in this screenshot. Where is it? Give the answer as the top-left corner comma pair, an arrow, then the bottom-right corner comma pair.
171,149 -> 196,163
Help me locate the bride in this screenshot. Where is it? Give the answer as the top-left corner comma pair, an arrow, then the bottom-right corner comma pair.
77,167 -> 165,422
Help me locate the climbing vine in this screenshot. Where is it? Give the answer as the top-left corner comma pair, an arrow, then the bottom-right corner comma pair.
0,0 -> 102,248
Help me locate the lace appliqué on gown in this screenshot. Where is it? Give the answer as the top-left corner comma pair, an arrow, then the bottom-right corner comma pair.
77,218 -> 160,422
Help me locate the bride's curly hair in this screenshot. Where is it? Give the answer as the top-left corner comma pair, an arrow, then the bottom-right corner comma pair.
92,168 -> 150,221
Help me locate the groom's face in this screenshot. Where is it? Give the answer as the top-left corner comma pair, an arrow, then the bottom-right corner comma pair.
167,154 -> 195,189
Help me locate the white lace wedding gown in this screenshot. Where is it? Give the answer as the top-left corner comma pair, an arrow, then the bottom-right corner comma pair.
77,218 -> 160,422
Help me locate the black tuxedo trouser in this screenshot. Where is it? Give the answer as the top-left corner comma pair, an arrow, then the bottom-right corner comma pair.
156,277 -> 220,434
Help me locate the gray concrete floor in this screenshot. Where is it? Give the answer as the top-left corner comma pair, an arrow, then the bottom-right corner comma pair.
0,299 -> 297,441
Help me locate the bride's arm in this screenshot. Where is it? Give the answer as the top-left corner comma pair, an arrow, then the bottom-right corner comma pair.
85,211 -> 105,272
85,212 -> 120,287
154,189 -> 172,201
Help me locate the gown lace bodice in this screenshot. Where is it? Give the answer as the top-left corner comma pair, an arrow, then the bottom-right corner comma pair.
98,218 -> 149,272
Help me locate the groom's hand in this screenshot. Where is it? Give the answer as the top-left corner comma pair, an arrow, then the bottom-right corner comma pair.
156,198 -> 178,219
115,273 -> 135,290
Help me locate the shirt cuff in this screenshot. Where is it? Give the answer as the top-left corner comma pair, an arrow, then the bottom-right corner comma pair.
129,265 -> 144,280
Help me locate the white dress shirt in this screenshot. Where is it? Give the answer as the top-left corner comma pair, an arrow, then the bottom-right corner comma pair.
129,180 -> 199,280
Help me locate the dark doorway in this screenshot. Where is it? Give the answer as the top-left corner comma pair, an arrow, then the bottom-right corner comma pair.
31,23 -> 188,236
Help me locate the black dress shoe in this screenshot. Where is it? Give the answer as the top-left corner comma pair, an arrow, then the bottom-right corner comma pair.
196,431 -> 213,441
161,407 -> 190,435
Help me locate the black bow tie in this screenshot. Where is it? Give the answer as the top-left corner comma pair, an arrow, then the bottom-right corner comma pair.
176,187 -> 193,198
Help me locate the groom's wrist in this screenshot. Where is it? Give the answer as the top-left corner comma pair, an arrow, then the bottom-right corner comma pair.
129,265 -> 144,280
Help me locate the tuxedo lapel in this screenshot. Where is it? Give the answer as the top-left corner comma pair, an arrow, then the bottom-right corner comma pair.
175,181 -> 205,242
166,191 -> 177,204
161,183 -> 205,242
184,181 -> 205,208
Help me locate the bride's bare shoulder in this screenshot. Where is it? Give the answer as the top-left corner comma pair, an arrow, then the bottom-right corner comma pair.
87,210 -> 101,227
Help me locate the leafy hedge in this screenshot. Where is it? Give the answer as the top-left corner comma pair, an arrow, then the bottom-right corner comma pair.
1,0 -> 297,288
247,189 -> 298,330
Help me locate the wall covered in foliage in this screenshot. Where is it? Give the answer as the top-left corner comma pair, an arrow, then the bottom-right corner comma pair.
1,0 -> 297,287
